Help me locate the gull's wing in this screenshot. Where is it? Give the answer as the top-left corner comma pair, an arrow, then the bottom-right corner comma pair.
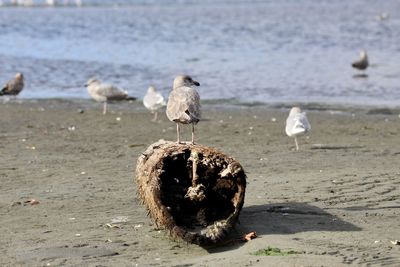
166,86 -> 201,124
0,78 -> 23,95
97,83 -> 128,100
286,112 -> 310,136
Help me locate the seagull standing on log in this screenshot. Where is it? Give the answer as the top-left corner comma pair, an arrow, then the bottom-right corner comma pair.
166,75 -> 201,144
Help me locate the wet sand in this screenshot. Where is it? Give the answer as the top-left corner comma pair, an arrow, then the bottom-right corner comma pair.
0,99 -> 399,266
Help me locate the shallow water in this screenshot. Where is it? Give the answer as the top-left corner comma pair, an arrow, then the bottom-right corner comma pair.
0,0 -> 399,106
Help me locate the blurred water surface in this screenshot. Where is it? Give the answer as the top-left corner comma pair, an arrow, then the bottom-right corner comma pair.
0,0 -> 399,105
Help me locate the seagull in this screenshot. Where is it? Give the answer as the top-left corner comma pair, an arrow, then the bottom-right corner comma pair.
0,73 -> 24,98
376,12 -> 389,21
285,107 -> 311,151
351,50 -> 369,71
143,86 -> 166,121
85,78 -> 136,115
166,75 -> 201,144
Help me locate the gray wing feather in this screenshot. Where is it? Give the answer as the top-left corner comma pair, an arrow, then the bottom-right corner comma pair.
166,86 -> 201,124
286,113 -> 310,136
98,84 -> 128,100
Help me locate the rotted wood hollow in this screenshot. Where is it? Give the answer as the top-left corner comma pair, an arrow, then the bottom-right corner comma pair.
135,140 -> 247,245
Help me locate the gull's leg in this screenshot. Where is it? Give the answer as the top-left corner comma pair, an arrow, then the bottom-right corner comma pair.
176,123 -> 181,144
152,111 -> 158,122
191,124 -> 195,145
103,102 -> 107,115
294,136 -> 299,151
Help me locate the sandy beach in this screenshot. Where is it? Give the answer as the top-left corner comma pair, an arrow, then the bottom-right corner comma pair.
1,99 -> 399,266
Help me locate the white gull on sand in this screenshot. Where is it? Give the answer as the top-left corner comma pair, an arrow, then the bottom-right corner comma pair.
166,75 -> 201,144
143,86 -> 166,121
285,107 -> 311,151
85,78 -> 136,115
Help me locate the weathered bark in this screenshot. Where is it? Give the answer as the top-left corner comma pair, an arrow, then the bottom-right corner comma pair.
135,140 -> 247,245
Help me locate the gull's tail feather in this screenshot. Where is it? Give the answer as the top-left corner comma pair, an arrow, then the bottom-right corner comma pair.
0,87 -> 9,95
126,96 -> 137,101
291,120 -> 308,135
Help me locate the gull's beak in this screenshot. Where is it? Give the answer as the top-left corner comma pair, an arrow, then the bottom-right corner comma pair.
193,80 -> 200,86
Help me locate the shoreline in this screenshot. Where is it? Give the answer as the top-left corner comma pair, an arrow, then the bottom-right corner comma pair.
4,97 -> 400,114
1,99 -> 399,266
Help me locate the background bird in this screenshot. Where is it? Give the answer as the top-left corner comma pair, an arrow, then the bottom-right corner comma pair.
166,75 -> 201,144
85,78 -> 136,115
0,72 -> 24,98
143,86 -> 166,122
351,50 -> 369,71
285,107 -> 311,151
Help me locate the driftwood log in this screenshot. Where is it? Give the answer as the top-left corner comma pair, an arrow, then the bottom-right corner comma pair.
135,140 -> 247,245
